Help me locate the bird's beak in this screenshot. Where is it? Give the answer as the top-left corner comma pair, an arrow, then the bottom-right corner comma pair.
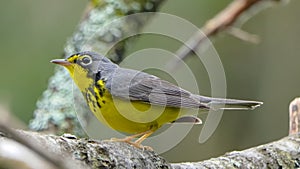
50,59 -> 71,66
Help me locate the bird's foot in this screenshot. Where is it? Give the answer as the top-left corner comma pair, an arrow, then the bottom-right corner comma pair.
109,136 -> 135,144
106,131 -> 154,151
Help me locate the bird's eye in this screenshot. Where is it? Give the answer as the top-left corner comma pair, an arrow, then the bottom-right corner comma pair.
81,55 -> 92,66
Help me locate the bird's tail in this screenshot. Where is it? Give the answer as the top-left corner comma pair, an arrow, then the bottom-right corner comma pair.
195,95 -> 263,110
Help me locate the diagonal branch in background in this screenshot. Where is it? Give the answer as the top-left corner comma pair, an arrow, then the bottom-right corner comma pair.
169,0 -> 286,67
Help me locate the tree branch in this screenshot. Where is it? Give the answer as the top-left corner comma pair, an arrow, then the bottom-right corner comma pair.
0,129 -> 170,169
0,128 -> 299,169
172,134 -> 300,168
0,123 -> 67,169
3,97 -> 300,168
169,0 -> 284,67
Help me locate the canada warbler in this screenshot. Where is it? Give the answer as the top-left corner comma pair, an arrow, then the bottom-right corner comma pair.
51,51 -> 262,148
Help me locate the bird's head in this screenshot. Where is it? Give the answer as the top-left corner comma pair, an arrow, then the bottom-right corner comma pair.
51,51 -> 118,79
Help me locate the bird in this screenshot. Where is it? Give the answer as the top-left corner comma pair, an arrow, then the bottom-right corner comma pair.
51,51 -> 262,148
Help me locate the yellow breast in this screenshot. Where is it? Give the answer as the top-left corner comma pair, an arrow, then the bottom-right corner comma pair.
69,65 -> 181,134
84,80 -> 181,134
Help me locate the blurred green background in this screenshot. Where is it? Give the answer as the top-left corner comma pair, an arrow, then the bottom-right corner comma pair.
0,0 -> 299,163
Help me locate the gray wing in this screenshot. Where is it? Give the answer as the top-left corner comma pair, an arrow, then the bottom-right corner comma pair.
106,68 -> 208,109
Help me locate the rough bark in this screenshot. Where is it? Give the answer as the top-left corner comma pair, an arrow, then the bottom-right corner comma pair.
0,130 -> 170,169
0,129 -> 299,169
172,134 -> 300,168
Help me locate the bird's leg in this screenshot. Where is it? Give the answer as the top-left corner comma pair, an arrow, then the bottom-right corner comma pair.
131,130 -> 154,151
109,132 -> 145,143
109,130 -> 154,150
134,130 -> 154,145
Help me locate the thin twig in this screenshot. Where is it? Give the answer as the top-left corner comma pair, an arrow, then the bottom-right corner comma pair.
227,26 -> 260,43
168,0 -> 280,68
